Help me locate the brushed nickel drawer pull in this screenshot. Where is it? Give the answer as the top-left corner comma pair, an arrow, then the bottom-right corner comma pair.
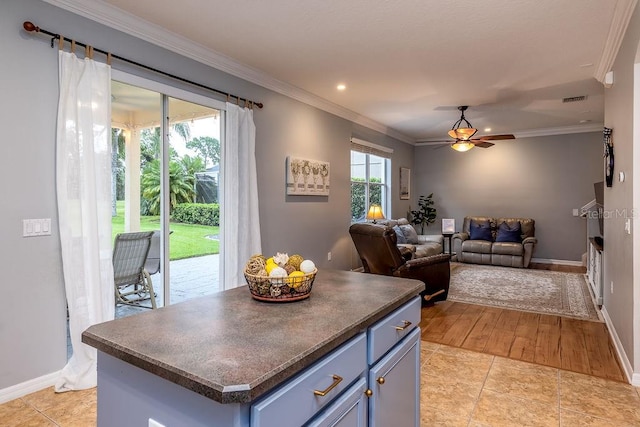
394,320 -> 412,331
313,374 -> 343,396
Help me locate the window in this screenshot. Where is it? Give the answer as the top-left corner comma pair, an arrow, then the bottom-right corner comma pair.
350,139 -> 392,222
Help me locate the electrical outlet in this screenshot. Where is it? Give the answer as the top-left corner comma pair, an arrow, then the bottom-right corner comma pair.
611,281 -> 614,294
149,419 -> 166,427
327,251 -> 332,261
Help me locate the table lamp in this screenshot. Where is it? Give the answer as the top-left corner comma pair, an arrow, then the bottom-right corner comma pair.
366,204 -> 385,223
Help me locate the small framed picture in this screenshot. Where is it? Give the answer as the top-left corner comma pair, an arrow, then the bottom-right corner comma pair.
399,167 -> 410,200
442,218 -> 455,234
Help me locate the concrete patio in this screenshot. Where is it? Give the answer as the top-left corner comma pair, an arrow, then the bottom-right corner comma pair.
115,253 -> 221,318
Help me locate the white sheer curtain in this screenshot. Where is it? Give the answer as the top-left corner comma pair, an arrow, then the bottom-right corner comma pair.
221,103 -> 262,289
55,51 -> 114,392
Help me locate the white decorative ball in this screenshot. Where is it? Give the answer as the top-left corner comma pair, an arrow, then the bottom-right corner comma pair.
300,259 -> 316,274
269,267 -> 289,285
269,267 -> 288,278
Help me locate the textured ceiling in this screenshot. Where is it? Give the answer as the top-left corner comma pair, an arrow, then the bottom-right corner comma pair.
54,0 -> 631,143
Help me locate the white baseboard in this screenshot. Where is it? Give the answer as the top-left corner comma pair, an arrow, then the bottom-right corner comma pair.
531,257 -> 584,267
600,306 -> 637,385
0,371 -> 60,404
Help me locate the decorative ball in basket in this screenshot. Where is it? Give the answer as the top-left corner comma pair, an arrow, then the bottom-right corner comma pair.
244,252 -> 317,302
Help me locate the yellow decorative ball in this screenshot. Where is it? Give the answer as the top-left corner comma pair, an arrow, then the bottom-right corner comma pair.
265,262 -> 278,275
288,270 -> 305,288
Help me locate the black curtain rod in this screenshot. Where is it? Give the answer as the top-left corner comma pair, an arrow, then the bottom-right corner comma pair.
22,21 -> 264,109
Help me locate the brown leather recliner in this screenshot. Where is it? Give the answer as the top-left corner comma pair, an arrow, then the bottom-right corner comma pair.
349,222 -> 451,304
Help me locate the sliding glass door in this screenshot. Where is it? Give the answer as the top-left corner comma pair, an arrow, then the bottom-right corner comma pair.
111,74 -> 224,315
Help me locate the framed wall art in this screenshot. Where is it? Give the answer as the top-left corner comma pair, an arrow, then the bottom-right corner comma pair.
286,156 -> 330,196
400,167 -> 410,200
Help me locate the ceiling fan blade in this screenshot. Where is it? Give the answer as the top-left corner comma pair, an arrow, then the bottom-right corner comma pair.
473,141 -> 495,148
476,134 -> 515,141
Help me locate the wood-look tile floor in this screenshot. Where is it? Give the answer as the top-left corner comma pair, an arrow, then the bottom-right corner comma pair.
421,301 -> 625,382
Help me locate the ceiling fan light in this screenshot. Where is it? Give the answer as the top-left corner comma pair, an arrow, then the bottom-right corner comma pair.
448,127 -> 478,140
451,141 -> 475,152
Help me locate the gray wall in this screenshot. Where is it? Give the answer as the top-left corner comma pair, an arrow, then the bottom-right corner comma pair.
603,2 -> 640,377
412,133 -> 603,261
0,0 -> 414,391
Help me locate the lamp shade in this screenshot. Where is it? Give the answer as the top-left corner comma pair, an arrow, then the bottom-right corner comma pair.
366,204 -> 385,222
451,141 -> 475,152
448,127 -> 478,140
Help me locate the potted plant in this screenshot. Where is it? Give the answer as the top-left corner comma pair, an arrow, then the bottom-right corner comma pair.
409,193 -> 437,234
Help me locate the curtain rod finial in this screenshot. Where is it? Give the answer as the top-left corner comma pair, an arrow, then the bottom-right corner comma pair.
23,21 -> 39,33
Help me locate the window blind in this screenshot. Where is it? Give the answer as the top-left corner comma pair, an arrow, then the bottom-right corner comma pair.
350,138 -> 393,159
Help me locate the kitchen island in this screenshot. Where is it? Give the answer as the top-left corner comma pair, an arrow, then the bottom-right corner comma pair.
83,269 -> 424,426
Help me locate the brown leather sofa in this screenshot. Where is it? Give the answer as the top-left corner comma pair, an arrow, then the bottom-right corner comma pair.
349,222 -> 451,304
452,216 -> 537,268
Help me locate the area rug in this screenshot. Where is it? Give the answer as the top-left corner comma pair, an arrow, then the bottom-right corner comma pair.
448,263 -> 602,321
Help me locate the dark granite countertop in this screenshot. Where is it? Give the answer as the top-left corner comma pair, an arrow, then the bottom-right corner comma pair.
82,269 -> 423,404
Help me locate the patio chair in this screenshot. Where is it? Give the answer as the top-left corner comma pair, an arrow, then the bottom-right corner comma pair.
143,230 -> 173,276
144,230 -> 161,275
113,231 -> 157,309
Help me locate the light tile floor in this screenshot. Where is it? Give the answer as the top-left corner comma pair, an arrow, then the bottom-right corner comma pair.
4,341 -> 640,426
420,341 -> 640,426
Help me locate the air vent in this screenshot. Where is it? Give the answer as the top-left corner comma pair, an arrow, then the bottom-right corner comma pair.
562,95 -> 587,103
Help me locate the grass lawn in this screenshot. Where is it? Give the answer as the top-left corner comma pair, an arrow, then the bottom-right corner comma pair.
112,201 -> 219,260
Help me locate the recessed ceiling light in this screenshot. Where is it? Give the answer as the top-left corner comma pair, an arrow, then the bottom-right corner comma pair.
484,127 -> 492,132
337,84 -> 346,91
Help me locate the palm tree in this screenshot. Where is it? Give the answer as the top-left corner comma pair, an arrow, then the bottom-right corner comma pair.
172,121 -> 191,144
140,123 -> 190,168
141,159 -> 195,215
111,128 -> 126,216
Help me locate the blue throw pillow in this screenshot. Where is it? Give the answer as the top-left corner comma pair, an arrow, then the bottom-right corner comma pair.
469,221 -> 493,241
393,225 -> 407,244
495,222 -> 522,243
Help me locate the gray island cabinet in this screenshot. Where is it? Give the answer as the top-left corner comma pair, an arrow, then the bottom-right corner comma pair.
82,269 -> 424,427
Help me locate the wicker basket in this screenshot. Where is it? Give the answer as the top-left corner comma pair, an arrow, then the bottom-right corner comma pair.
244,268 -> 317,302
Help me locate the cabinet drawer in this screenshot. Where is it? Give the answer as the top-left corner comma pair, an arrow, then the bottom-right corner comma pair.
251,333 -> 366,427
367,297 -> 420,364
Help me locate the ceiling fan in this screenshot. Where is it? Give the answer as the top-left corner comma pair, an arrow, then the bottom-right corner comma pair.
446,106 -> 515,152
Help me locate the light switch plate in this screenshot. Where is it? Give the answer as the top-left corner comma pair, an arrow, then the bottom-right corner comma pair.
23,219 -> 52,237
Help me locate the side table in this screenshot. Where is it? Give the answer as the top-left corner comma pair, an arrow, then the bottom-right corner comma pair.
442,232 -> 454,255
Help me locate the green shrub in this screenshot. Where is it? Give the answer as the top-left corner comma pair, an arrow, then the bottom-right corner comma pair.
172,203 -> 220,226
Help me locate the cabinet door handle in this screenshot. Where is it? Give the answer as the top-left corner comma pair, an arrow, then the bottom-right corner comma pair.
394,320 -> 412,331
377,376 -> 385,385
313,374 -> 343,396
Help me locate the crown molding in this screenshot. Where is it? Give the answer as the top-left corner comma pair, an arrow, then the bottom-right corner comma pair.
513,123 -> 604,138
416,123 -> 604,145
594,0 -> 638,83
42,0 -> 414,145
